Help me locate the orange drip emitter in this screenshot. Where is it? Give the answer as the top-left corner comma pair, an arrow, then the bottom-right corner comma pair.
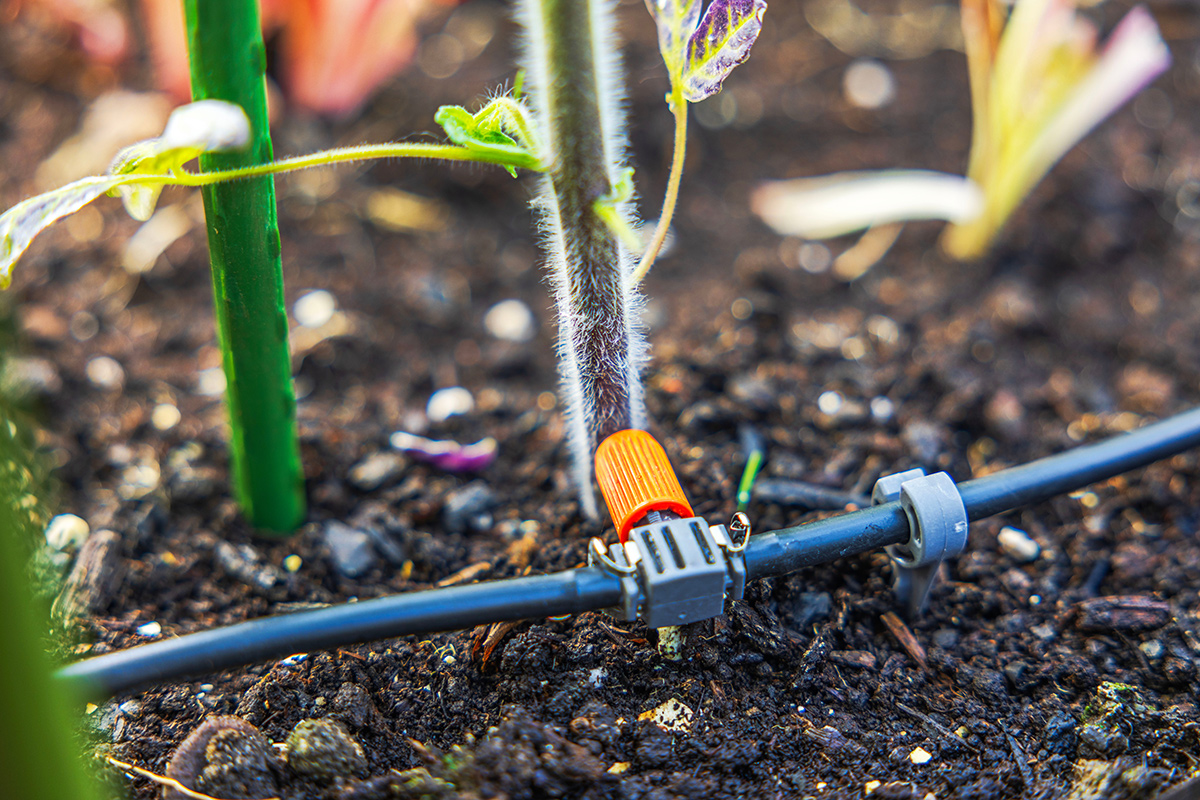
594,429 -> 694,542
590,430 -> 747,630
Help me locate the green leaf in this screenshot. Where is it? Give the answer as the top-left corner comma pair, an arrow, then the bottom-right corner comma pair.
0,178 -> 122,289
107,100 -> 251,219
682,0 -> 767,102
0,100 -> 251,288
644,0 -> 702,76
434,98 -> 544,177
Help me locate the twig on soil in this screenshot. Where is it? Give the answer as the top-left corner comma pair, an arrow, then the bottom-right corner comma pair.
1003,728 -> 1036,792
896,703 -> 979,754
105,756 -> 280,800
881,611 -> 927,669
436,561 -> 492,587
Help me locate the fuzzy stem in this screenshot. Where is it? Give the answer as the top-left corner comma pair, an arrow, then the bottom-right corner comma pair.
184,0 -> 304,533
519,0 -> 645,517
631,85 -> 687,286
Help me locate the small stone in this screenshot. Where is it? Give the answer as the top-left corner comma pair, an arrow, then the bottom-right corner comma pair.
908,746 -> 933,765
426,386 -> 474,422
347,452 -> 405,491
197,367 -> 227,396
137,621 -> 162,637
86,356 -> 124,390
971,668 -> 1009,700
1139,639 -> 1165,659
323,522 -> 377,578
932,628 -> 959,649
215,542 -> 282,591
283,555 -> 302,572
285,718 -> 367,783
998,526 -> 1040,562
152,403 -> 182,431
843,59 -> 896,109
443,481 -> 499,534
293,290 -> 337,328
484,299 -> 536,342
45,514 -> 90,550
1076,596 -> 1170,632
789,591 -> 833,630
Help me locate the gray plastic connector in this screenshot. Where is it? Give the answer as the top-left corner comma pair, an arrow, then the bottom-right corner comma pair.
873,470 -> 969,618
590,517 -> 746,628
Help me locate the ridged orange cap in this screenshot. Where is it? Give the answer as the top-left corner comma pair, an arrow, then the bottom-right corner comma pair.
595,429 -> 694,542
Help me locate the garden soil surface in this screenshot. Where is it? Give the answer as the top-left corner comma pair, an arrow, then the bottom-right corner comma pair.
4,1 -> 1200,798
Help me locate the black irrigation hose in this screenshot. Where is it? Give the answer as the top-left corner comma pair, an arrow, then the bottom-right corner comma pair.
745,406 -> 1200,581
58,407 -> 1200,699
59,569 -> 622,699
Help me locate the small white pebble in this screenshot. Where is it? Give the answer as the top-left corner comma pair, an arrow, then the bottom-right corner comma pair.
1140,639 -> 1165,659
284,554 -> 302,573
427,386 -> 474,422
137,621 -> 162,637
909,746 -> 933,764
151,403 -> 182,431
588,667 -> 607,687
870,396 -> 895,422
484,299 -> 535,342
818,390 -> 843,415
86,356 -> 124,390
443,655 -> 457,665
865,780 -> 882,795
199,684 -> 214,692
998,526 -> 1040,562
197,367 -> 226,396
844,59 -> 896,109
293,289 -> 337,328
45,514 -> 89,550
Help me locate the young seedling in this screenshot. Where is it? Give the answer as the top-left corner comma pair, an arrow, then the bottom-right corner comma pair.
752,0 -> 1170,268
0,0 -> 767,521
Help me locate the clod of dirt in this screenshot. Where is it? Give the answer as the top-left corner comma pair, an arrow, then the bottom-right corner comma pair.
163,716 -> 282,800
285,718 -> 368,784
1066,758 -> 1168,800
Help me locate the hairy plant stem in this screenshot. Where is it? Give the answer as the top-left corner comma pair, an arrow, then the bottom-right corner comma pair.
631,84 -> 687,286
132,142 -> 542,188
519,0 -> 645,517
185,0 -> 304,533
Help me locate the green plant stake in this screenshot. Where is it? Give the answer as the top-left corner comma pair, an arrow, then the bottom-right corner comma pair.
184,0 -> 305,532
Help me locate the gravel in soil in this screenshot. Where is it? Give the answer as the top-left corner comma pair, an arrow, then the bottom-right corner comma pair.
4,1 -> 1200,798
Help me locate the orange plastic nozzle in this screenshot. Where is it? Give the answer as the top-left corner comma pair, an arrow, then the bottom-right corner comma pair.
595,429 -> 694,542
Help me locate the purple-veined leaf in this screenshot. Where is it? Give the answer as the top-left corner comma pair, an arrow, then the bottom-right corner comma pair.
682,0 -> 766,102
644,0 -> 703,73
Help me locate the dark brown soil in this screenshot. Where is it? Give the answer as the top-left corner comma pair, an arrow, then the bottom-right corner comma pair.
4,1 -> 1200,798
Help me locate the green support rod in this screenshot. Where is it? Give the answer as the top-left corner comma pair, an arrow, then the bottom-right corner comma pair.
184,0 -> 305,532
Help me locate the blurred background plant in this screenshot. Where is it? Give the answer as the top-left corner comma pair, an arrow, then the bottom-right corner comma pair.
4,0 -> 457,116
752,0 -> 1171,275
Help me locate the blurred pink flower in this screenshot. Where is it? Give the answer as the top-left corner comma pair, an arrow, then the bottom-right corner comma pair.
9,0 -> 455,116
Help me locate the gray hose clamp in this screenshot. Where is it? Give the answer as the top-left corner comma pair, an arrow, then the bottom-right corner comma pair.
589,517 -> 747,628
873,469 -> 968,617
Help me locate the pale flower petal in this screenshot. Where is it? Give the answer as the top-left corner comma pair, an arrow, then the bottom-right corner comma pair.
1022,5 -> 1171,185
752,171 -> 984,240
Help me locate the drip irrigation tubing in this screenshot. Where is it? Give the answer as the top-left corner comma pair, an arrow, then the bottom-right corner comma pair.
58,406 -> 1200,699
